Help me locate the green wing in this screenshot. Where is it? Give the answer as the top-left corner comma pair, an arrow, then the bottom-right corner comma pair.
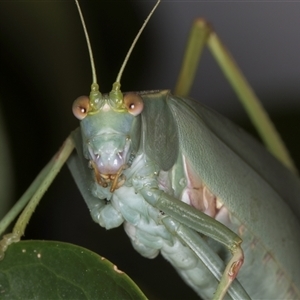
139,90 -> 300,291
159,90 -> 300,290
166,91 -> 300,217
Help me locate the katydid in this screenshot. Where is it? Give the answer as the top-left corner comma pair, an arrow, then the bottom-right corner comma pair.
1,1 -> 300,299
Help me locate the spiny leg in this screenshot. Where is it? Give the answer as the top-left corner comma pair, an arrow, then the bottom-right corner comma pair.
138,186 -> 249,300
162,217 -> 250,300
174,18 -> 296,174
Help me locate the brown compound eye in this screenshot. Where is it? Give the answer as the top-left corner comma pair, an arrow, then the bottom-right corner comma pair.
72,96 -> 90,120
124,93 -> 144,116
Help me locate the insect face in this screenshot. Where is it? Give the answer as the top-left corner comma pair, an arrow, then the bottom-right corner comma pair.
73,92 -> 143,190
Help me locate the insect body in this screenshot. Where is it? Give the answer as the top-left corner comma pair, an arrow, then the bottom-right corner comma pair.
69,84 -> 300,299
67,2 -> 300,299
1,1 -> 300,299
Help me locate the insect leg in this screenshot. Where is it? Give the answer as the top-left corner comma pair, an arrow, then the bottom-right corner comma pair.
67,129 -> 124,229
175,18 -> 296,173
0,135 -> 74,258
162,216 -> 250,300
138,186 -> 245,300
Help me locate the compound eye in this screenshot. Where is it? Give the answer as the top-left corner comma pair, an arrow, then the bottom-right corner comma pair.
72,96 -> 90,120
124,93 -> 144,116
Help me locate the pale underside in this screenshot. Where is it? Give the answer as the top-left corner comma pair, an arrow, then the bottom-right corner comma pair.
90,150 -> 296,300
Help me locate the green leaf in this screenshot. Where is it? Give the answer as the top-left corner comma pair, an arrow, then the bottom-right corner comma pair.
0,240 -> 147,299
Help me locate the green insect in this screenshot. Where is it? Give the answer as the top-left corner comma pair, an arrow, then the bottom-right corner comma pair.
0,1 -> 300,299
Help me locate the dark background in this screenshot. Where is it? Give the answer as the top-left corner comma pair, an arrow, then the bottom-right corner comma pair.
0,1 -> 300,299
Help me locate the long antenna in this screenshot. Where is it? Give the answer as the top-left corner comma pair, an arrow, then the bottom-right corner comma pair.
75,0 -> 102,113
115,0 -> 160,84
75,0 -> 97,86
